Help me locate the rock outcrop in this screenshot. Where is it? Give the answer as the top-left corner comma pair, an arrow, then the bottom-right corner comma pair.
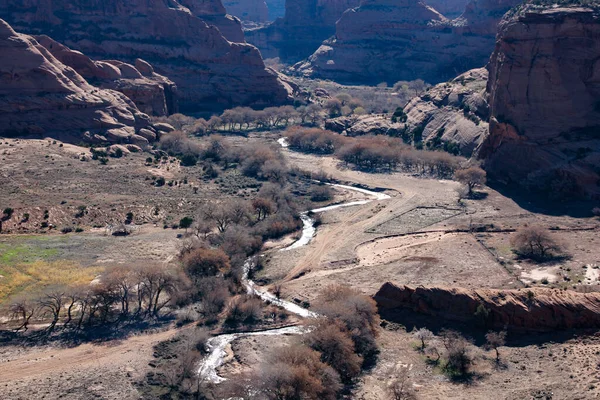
479,4 -> 600,200
295,0 -> 521,85
224,0 -> 269,22
245,0 -> 361,62
36,36 -> 178,116
425,0 -> 469,18
375,282 -> 600,332
0,0 -> 291,112
178,0 -> 246,42
0,19 -> 153,145
404,68 -> 489,155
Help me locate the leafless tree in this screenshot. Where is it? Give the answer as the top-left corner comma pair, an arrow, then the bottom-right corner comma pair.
485,330 -> 507,362
9,297 -> 37,332
413,327 -> 434,351
511,226 -> 562,260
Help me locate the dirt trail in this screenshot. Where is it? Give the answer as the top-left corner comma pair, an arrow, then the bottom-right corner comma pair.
0,327 -> 180,383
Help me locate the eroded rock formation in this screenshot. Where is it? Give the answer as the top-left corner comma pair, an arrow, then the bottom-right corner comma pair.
375,282 -> 600,332
0,0 -> 291,112
479,4 -> 600,199
0,19 -> 152,145
245,0 -> 361,62
295,0 -> 521,85
36,36 -> 178,116
178,0 -> 245,42
224,0 -> 269,22
404,68 -> 489,156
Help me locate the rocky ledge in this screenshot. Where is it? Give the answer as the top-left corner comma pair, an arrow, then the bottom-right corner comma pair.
375,282 -> 600,332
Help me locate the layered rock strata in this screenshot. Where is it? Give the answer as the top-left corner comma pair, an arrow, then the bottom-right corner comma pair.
480,4 -> 600,199
245,0 -> 361,62
0,19 -> 153,145
0,0 -> 291,112
375,282 -> 600,332
36,35 -> 178,116
295,0 -> 521,85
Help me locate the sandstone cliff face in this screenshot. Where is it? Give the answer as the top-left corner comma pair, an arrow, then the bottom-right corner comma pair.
404,68 -> 489,155
224,0 -> 269,22
425,0 -> 469,18
0,0 -> 291,112
0,19 -> 152,145
178,0 -> 245,42
375,282 -> 600,332
245,0 -> 361,62
36,36 -> 178,117
479,5 -> 600,199
295,0 -> 521,85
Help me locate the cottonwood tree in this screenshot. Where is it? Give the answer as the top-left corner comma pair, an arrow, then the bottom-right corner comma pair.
511,226 -> 562,260
182,247 -> 231,284
252,197 -> 274,221
454,166 -> 486,197
9,296 -> 37,332
38,287 -> 65,331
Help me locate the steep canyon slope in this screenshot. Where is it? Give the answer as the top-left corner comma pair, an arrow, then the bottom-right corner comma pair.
0,0 -> 291,112
245,0 -> 361,62
480,4 -> 600,199
295,0 -> 522,85
0,19 -> 152,145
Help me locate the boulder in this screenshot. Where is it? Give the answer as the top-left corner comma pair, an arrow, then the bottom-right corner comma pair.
153,123 -> 176,133
0,0 -> 291,112
0,19 -> 152,145
375,282 -> 600,332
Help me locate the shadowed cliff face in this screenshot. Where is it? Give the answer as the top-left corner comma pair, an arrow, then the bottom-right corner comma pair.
479,5 -> 600,200
0,19 -> 153,145
223,0 -> 269,22
375,282 -> 600,332
0,0 -> 291,112
294,0 -> 521,85
245,0 -> 361,62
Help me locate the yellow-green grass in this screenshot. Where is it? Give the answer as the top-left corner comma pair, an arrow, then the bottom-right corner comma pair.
0,236 -> 103,304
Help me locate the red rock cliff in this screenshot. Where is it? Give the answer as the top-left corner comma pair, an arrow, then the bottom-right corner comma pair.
0,19 -> 153,145
479,4 -> 600,200
0,0 -> 291,112
375,282 -> 600,332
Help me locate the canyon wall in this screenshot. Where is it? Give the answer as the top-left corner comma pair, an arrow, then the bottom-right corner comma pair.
295,0 -> 521,85
224,0 -> 269,22
0,0 -> 291,112
245,0 -> 361,62
36,36 -> 178,117
479,4 -> 600,199
0,19 -> 153,145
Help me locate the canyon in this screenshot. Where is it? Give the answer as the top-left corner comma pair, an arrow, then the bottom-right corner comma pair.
0,0 -> 291,112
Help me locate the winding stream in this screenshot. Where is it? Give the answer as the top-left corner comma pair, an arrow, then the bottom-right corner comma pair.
197,140 -> 391,383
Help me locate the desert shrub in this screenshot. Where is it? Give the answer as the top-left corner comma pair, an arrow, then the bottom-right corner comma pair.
510,226 -> 563,261
303,319 -> 363,382
179,216 -> 193,230
310,185 -> 334,202
315,285 -> 380,365
159,130 -> 202,159
285,126 -> 347,154
485,330 -> 506,362
182,247 -> 231,283
258,344 -> 342,400
440,329 -> 474,378
225,295 -> 264,326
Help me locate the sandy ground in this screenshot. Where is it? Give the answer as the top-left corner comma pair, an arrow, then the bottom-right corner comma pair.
0,327 -> 181,399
